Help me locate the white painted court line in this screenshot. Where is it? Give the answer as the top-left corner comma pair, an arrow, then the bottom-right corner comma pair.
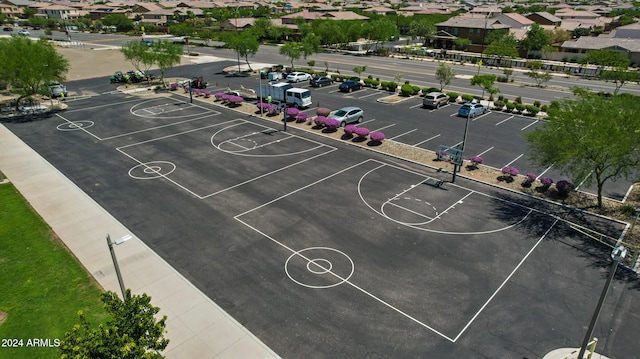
521,120 -> 538,131
412,134 -> 441,147
495,115 -> 514,126
389,129 -> 417,140
452,218 -> 560,342
385,200 -> 434,221
64,97 -> 144,113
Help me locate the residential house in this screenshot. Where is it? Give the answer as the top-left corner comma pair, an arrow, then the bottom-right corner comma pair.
280,10 -> 368,25
0,2 -> 20,19
219,17 -> 255,31
435,15 -> 510,52
37,4 -> 81,20
525,12 -> 562,27
559,22 -> 640,64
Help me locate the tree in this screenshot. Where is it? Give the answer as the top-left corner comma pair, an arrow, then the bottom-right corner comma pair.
279,41 -> 302,69
580,49 -> 630,70
0,36 -> 69,109
120,40 -> 155,78
571,27 -> 591,38
526,60 -> 553,87
352,66 -> 366,77
524,89 -> 640,207
520,24 -> 550,52
409,20 -> 436,45
60,290 -> 169,359
300,32 -> 321,60
224,31 -> 260,71
363,19 -> 399,52
470,74 -> 498,99
102,13 -> 134,32
152,40 -> 183,85
453,38 -> 471,51
599,67 -> 638,94
484,31 -> 519,61
435,62 -> 455,90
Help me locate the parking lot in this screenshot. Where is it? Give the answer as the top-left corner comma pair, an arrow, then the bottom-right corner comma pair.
4,81 -> 639,358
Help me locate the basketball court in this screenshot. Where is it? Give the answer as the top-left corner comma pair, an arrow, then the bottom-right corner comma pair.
5,90 -> 636,358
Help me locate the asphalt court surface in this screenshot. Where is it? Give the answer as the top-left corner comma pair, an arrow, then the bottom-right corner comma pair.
4,90 -> 639,358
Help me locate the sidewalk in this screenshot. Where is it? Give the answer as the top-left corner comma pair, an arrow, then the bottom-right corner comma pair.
0,124 -> 280,358
543,348 -> 611,359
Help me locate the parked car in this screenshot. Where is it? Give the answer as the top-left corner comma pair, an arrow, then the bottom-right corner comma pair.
423,92 -> 449,109
310,76 -> 333,87
458,102 -> 487,118
328,106 -> 363,127
286,72 -> 311,83
338,80 -> 362,93
48,82 -> 67,99
3,27 -> 13,32
17,29 -> 30,36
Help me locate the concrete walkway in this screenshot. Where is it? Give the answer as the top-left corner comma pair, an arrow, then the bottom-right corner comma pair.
0,124 -> 279,358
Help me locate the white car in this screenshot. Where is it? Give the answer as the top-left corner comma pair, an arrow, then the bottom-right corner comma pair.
18,29 -> 30,36
286,72 -> 311,83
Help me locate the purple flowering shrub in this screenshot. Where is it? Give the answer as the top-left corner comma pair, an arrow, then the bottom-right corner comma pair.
344,124 -> 357,135
324,118 -> 341,131
256,102 -> 269,110
369,131 -> 385,142
228,95 -> 243,106
436,149 -> 448,161
296,111 -> 308,122
538,177 -> 553,191
469,155 -> 483,169
354,127 -> 370,138
555,180 -> 574,197
500,166 -> 519,182
267,104 -> 279,116
214,92 -> 224,100
314,116 -> 327,128
522,172 -> 537,187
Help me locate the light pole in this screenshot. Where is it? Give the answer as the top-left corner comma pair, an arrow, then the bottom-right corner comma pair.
478,12 -> 492,75
577,245 -> 627,359
106,234 -> 132,299
234,6 -> 241,73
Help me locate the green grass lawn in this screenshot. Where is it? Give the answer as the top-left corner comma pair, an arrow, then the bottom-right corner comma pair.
0,183 -> 107,359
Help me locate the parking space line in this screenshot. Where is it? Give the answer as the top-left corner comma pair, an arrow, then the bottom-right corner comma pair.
521,120 -> 539,131
412,134 -> 440,147
389,129 -> 417,140
536,165 -> 553,179
504,154 -> 524,167
495,115 -> 514,126
358,92 -> 379,99
371,124 -> 396,132
360,119 -> 376,126
476,146 -> 494,157
472,112 -> 491,121
574,172 -> 593,191
409,103 -> 423,109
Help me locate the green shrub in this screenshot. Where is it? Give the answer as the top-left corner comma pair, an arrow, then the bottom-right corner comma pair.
497,76 -> 509,82
447,92 -> 458,101
422,87 -> 431,95
505,102 -> 516,111
371,80 -> 379,88
494,100 -> 505,109
540,105 -> 548,112
426,87 -> 439,93
330,74 -> 338,80
400,84 -> 413,96
533,100 -> 541,108
386,82 -> 398,91
514,96 -> 522,104
525,104 -> 539,115
515,103 -> 526,112
404,80 -> 411,85
461,94 -> 474,102
363,78 -> 373,86
411,85 -> 420,95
